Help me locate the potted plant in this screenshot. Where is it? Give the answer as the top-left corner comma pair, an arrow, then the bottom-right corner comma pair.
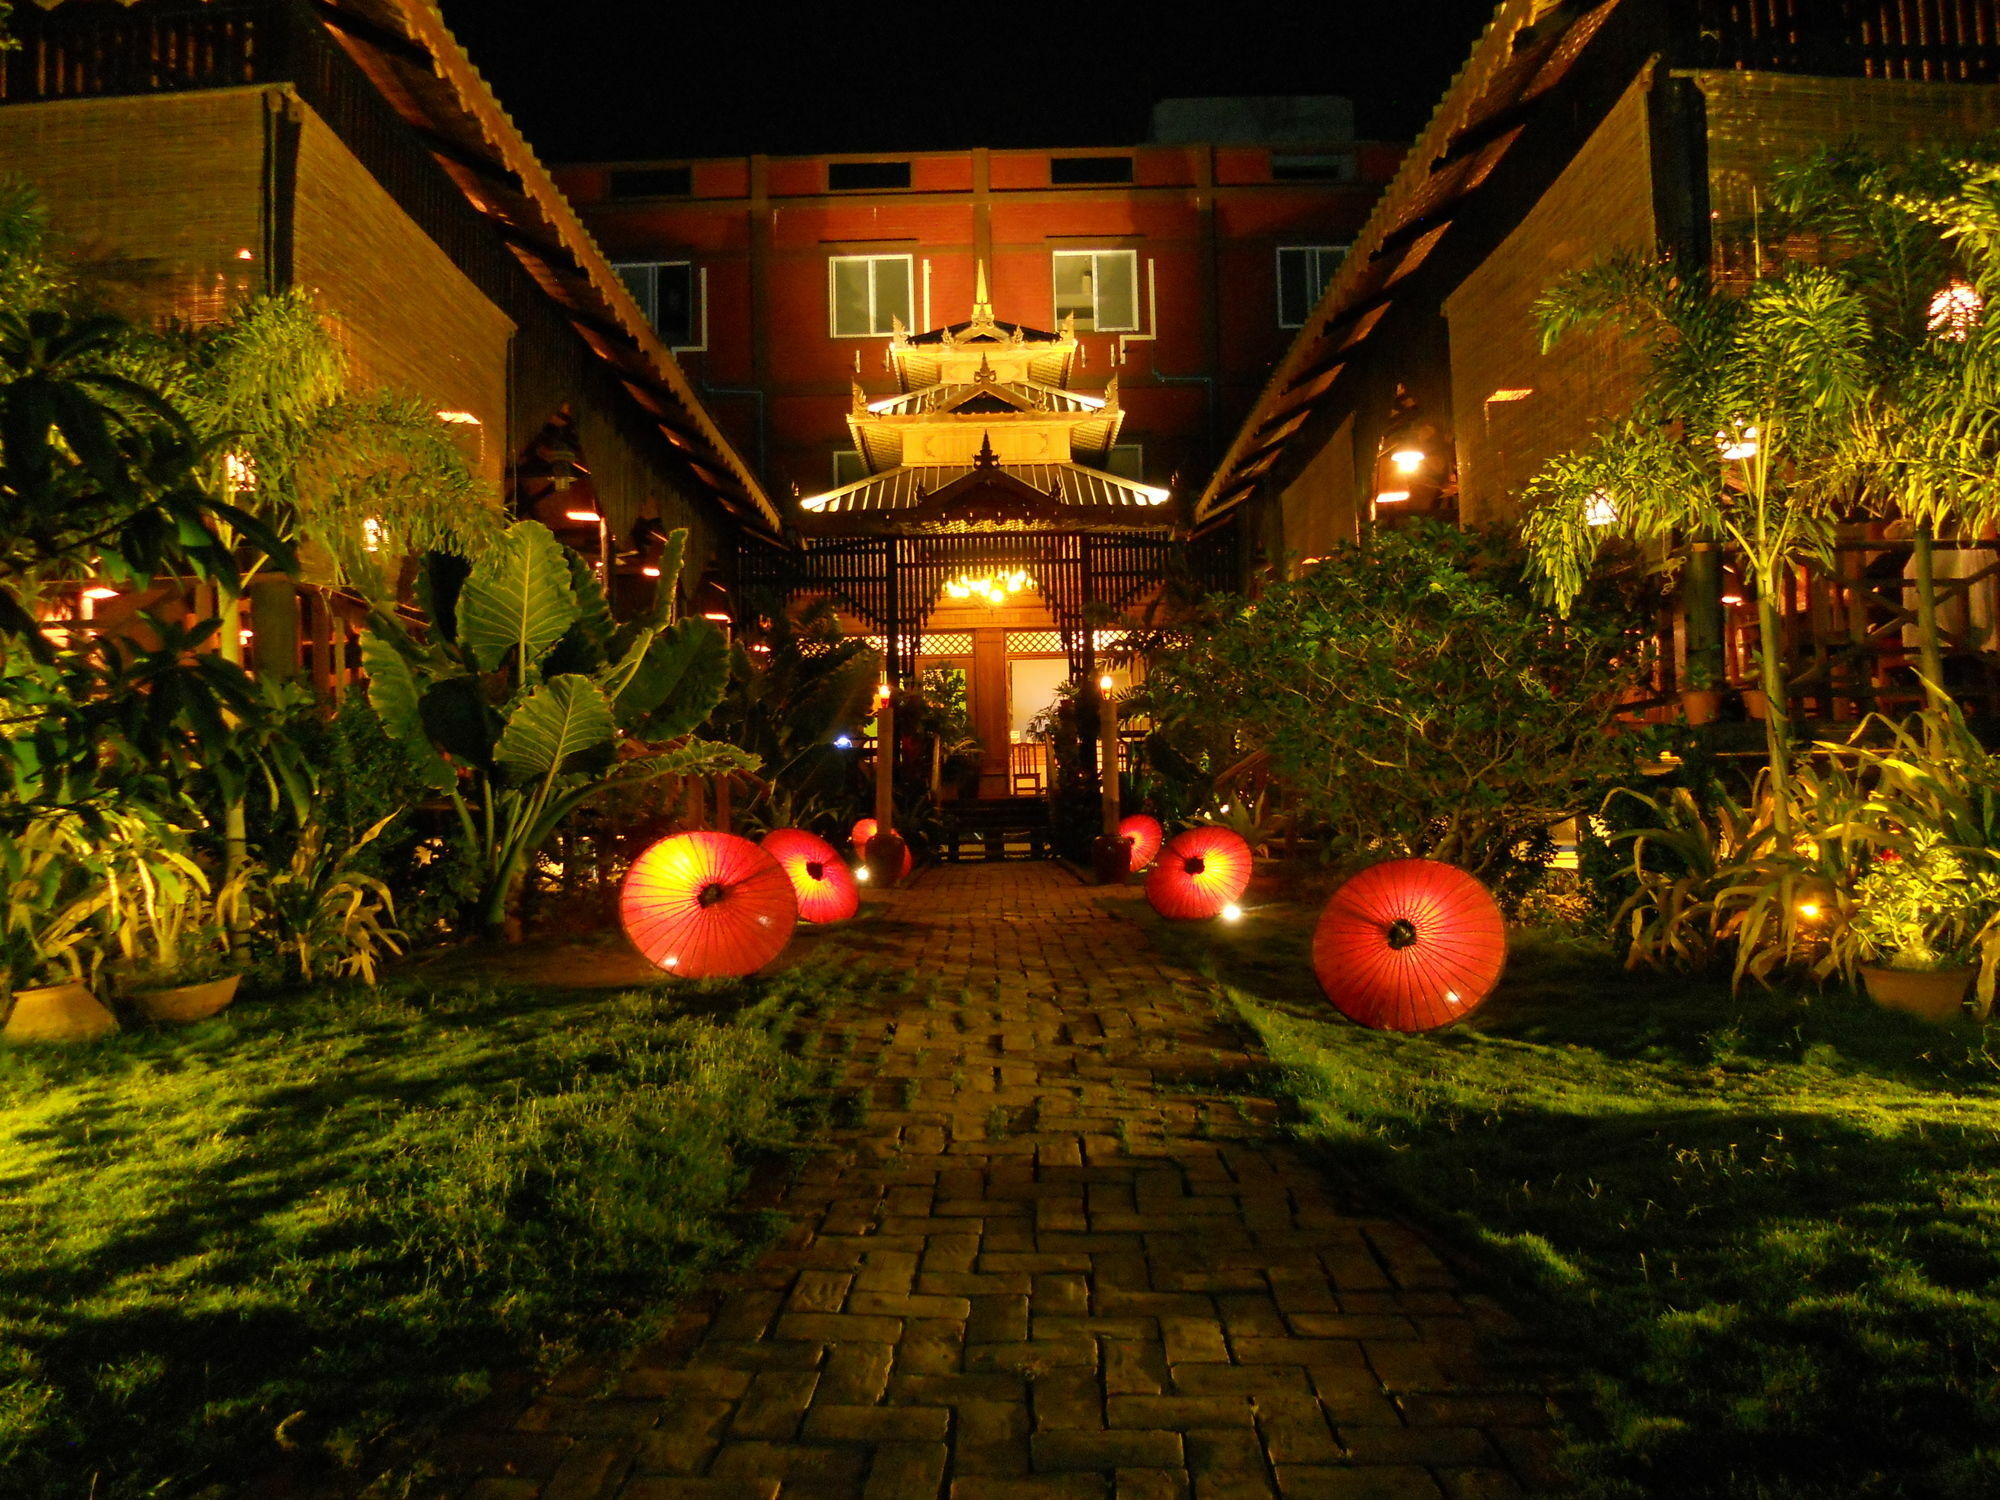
1843,833 -> 2000,1023
1,814 -> 119,1044
121,895 -> 245,1023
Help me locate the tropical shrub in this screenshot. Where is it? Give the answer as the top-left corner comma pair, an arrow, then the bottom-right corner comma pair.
361,523 -> 751,937
1132,522 -> 1651,882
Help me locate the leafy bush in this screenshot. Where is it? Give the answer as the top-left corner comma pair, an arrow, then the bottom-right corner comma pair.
1133,522 -> 1652,882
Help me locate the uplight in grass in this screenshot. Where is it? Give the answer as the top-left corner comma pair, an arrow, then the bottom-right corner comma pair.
1220,902 -> 1243,923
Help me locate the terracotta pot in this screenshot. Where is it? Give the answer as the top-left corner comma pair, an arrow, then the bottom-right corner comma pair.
1091,832 -> 1133,885
3,983 -> 119,1044
1680,688 -> 1723,725
1861,964 -> 1974,1025
131,973 -> 241,1024
863,831 -> 910,887
1740,688 -> 1768,720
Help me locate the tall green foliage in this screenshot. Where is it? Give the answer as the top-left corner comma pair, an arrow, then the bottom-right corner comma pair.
363,522 -> 750,935
1134,523 -> 1649,881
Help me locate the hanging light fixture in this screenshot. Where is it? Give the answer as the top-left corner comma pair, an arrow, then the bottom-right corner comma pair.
942,569 -> 1034,605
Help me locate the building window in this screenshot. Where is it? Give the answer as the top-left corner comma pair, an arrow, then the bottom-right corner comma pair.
1051,156 -> 1134,185
1276,245 -> 1346,329
829,160 -> 911,191
1052,249 -> 1138,333
1106,444 -> 1144,482
830,254 -> 914,337
608,166 -> 692,198
832,449 -> 870,487
614,260 -> 698,347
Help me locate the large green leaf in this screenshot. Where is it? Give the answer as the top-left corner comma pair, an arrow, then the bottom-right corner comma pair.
495,674 -> 616,784
456,521 -> 578,674
360,634 -> 455,790
616,619 -> 730,742
420,674 -> 498,770
544,547 -> 615,678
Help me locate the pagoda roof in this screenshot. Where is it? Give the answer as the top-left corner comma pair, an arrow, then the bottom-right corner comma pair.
888,263 -> 1078,392
848,373 -> 1124,472
796,451 -> 1171,536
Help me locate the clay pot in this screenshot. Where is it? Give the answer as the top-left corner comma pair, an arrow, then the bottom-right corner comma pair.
131,973 -> 241,1024
1861,964 -> 1975,1025
1740,688 -> 1768,720
864,831 -> 910,887
1680,688 -> 1723,725
1091,833 -> 1133,885
3,983 -> 119,1044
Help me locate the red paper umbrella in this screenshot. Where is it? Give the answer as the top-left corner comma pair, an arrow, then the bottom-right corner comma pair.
761,828 -> 860,924
1145,826 -> 1253,920
1312,858 -> 1506,1032
1119,814 -> 1164,870
621,831 -> 798,978
849,817 -> 912,878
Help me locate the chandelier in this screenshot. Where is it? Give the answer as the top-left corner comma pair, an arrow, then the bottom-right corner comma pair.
942,569 -> 1033,606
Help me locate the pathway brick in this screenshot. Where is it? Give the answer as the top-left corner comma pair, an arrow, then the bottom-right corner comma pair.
425,864 -> 1558,1500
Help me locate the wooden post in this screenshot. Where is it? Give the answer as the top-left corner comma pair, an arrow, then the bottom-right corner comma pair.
1099,675 -> 1121,836
874,686 -> 895,832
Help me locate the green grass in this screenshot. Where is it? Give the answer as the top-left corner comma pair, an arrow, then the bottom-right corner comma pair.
0,963 -> 862,1499
1155,900 -> 2000,1499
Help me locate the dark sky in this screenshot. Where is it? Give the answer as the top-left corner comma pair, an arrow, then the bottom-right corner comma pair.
436,0 -> 1500,163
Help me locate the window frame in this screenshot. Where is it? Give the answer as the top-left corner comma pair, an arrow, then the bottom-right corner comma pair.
612,258 -> 701,350
1050,248 -> 1141,334
1275,244 -> 1347,330
828,253 -> 916,339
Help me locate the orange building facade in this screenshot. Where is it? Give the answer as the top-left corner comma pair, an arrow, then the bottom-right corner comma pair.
553,129 -> 1400,512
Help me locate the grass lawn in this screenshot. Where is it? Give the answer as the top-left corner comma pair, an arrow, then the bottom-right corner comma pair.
1153,889 -> 2000,1500
0,959 -> 866,1499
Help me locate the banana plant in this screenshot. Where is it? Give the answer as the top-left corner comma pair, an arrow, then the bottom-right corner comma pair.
360,520 -> 750,938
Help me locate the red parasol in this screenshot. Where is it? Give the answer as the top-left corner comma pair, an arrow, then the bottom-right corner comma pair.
1145,826 -> 1253,920
1312,858 -> 1506,1032
761,828 -> 860,924
1119,814 -> 1164,870
621,831 -> 798,978
850,817 -> 911,878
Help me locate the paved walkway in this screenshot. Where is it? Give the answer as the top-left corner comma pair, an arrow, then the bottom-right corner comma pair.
442,863 -> 1558,1500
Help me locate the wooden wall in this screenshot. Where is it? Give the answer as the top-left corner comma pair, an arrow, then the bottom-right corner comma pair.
1277,414 -> 1358,569
1443,75 -> 1658,525
0,86 -> 268,324
289,91 -> 513,492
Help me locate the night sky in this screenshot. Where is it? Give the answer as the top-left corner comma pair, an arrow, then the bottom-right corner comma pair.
436,0 -> 1501,163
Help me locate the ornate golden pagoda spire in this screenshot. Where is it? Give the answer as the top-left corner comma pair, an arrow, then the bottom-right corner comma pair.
971,259 -> 994,324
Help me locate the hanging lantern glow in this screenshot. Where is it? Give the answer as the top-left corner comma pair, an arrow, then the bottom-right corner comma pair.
1119,814 -> 1164,870
942,569 -> 1034,606
1145,827 -> 1253,921
620,832 -> 798,978
1311,858 -> 1506,1032
761,828 -> 860,924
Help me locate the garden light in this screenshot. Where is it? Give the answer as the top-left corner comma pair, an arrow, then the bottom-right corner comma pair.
362,517 -> 384,552
1098,674 -> 1114,692
1585,491 -> 1617,527
641,565 -> 661,577
834,734 -> 854,748
565,509 -> 603,523
1390,448 -> 1425,474
82,587 -> 119,601
1718,424 -> 1760,461
1220,902 -> 1244,922
1373,489 -> 1411,505
854,865 -> 870,883
1929,280 -> 1983,340
1798,901 -> 1822,920
436,409 -> 480,424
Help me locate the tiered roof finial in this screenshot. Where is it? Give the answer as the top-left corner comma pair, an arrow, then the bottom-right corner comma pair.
971,260 -> 994,324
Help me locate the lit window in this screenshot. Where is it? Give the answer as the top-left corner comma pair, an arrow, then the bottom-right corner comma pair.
614,260 -> 698,348
830,254 -> 914,337
1052,249 -> 1138,333
1277,245 -> 1346,329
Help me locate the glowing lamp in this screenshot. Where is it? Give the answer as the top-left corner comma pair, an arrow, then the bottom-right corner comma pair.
1311,858 -> 1506,1032
641,565 -> 662,577
854,865 -> 871,883
834,734 -> 854,749
82,587 -> 120,601
361,517 -> 384,553
235,248 -> 254,261
761,829 -> 860,924
1098,674 -> 1115,693
1718,425 -> 1760,462
436,410 -> 481,425
1145,827 -> 1253,921
620,831 -> 798,978
1220,902 -> 1244,923
1390,448 -> 1425,475
565,509 -> 603,524
1374,490 -> 1411,505
1797,902 -> 1822,921
1585,492 -> 1617,527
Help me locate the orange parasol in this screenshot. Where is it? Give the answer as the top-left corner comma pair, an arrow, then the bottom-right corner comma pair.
1312,858 -> 1506,1032
1119,814 -> 1165,870
1145,826 -> 1253,920
761,828 -> 860,924
621,831 -> 797,978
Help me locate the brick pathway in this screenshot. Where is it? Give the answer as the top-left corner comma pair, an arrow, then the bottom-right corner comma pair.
442,863 -> 1559,1500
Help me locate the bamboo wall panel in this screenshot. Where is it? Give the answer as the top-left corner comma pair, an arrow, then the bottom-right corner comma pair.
1442,74 -> 1656,524
289,96 -> 512,491
0,87 -> 266,324
1699,70 -> 2000,233
1689,1 -> 2000,82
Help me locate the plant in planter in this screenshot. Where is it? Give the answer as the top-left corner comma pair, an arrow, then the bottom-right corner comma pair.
0,810 -> 120,1042
1838,833 -> 2000,1021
